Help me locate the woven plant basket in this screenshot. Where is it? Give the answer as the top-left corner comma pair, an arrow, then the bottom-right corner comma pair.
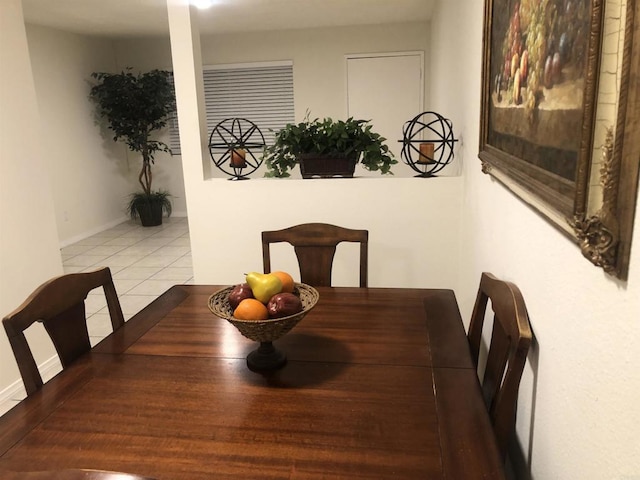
208,283 -> 319,343
298,154 -> 358,178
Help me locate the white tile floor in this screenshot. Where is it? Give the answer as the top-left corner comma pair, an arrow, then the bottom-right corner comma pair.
0,216 -> 193,415
64,216 -> 193,344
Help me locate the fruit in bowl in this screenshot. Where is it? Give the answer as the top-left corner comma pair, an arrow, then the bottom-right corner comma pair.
208,270 -> 318,331
228,283 -> 254,310
233,298 -> 269,320
245,272 -> 283,303
208,274 -> 319,371
267,292 -> 303,318
271,271 -> 295,293
232,271 -> 303,320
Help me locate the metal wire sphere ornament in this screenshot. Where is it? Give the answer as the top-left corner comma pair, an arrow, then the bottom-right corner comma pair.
400,111 -> 458,177
208,118 -> 265,180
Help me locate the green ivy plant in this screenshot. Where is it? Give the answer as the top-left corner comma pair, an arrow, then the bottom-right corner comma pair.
263,116 -> 397,178
89,68 -> 176,218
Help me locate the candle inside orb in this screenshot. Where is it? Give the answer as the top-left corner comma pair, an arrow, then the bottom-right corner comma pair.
230,148 -> 247,168
418,143 -> 435,164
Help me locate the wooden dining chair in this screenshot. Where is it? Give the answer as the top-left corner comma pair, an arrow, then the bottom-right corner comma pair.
262,222 -> 368,287
2,267 -> 125,396
467,272 -> 532,461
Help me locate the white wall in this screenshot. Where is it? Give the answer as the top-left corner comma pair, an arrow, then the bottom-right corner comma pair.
115,22 -> 445,179
0,0 -> 62,394
431,1 -> 640,479
26,25 -> 133,244
183,176 -> 463,288
23,26 -> 188,246
200,23 -> 431,123
161,15 -> 463,289
0,19 -> 188,397
117,22 -> 431,120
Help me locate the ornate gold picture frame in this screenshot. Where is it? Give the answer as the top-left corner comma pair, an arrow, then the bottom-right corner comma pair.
479,0 -> 639,280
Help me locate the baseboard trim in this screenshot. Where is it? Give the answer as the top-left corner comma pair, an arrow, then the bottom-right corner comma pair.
0,354 -> 62,404
0,378 -> 25,404
59,216 -> 129,249
58,213 -> 189,249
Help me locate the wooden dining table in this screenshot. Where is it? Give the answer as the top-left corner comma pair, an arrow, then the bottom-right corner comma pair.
0,285 -> 505,479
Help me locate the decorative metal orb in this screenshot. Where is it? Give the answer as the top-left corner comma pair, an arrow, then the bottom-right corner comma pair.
208,118 -> 265,180
400,111 -> 457,177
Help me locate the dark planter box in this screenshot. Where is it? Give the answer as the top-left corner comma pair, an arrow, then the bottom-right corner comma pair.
136,202 -> 163,227
298,154 -> 357,178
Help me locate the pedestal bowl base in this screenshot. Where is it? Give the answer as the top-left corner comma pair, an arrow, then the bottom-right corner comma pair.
208,284 -> 319,372
247,341 -> 287,371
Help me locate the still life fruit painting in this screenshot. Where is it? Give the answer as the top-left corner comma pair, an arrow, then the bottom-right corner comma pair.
479,0 -> 604,218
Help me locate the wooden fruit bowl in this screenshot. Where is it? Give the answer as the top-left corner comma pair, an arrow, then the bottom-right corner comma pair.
208,283 -> 319,371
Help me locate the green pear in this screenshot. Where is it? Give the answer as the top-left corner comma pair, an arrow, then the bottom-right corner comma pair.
245,272 -> 283,304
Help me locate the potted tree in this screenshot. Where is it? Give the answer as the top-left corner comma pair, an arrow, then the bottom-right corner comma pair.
263,116 -> 397,178
90,68 -> 177,226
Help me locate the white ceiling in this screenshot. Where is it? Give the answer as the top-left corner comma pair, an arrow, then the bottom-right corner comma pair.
21,0 -> 436,38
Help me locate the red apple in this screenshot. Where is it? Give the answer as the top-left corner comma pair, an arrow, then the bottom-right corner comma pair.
267,293 -> 303,318
228,283 -> 254,310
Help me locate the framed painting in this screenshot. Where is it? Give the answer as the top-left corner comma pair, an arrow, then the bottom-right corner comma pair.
479,0 -> 640,279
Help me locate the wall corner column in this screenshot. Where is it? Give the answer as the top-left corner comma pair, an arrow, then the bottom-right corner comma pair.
166,0 -> 210,187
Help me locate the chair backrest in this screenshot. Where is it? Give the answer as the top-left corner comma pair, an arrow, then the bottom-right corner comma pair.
2,267 -> 124,396
262,223 -> 368,287
467,272 -> 532,461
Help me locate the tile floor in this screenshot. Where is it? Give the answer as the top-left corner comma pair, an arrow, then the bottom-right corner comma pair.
1,216 -> 193,415
63,216 -> 193,346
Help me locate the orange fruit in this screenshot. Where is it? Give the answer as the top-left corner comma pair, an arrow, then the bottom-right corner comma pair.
272,271 -> 295,293
233,298 -> 269,321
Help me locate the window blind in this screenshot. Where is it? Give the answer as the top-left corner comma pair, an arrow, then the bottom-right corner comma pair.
169,62 -> 294,155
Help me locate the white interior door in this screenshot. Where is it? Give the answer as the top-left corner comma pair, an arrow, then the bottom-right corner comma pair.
346,52 -> 424,176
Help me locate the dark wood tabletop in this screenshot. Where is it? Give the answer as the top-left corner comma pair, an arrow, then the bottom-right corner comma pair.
0,285 -> 505,479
